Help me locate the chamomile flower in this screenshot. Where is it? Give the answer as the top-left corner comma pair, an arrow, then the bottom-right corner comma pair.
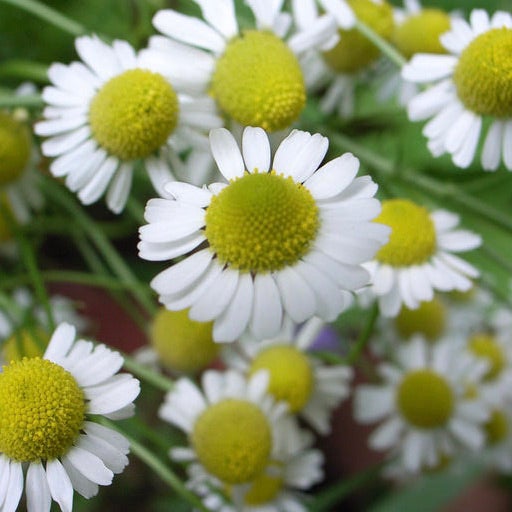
147,0 -> 338,132
480,406 -> 512,473
159,369 -> 288,487
139,306 -> 219,374
363,199 -> 481,317
0,322 -> 140,511
186,416 -> 324,512
354,336 -> 490,473
296,0 -> 394,118
138,126 -> 389,342
223,317 -> 352,434
402,9 -> 512,170
35,35 -> 222,213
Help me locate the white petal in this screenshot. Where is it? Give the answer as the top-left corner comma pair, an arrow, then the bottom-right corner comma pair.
65,446 -> 113,485
44,322 -> 76,363
138,232 -> 206,261
41,126 -> 91,157
482,120 -> 504,171
193,0 -> 238,40
83,422 -> 129,454
250,273 -> 283,339
451,115 -> 482,168
60,458 -> 98,499
46,459 -> 73,512
77,434 -> 128,474
209,128 -> 245,180
26,462 -> 51,512
275,266 -> 316,323
75,35 -> 121,81
319,0 -> 355,29
87,376 -> 140,415
163,182 -> 212,207
78,156 -> 118,205
242,126 -> 271,173
402,54 -> 457,83
2,461 -> 22,512
502,121 -> 512,170
106,165 -> 133,214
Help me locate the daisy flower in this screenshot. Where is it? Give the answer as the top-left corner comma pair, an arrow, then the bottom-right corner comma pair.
378,1 -> 453,105
137,306 -> 219,374
0,322 -> 140,511
186,416 -> 324,512
354,336 -> 490,473
363,198 -> 481,317
35,35 -> 222,213
479,406 -> 512,473
138,126 -> 390,342
0,287 -> 88,361
294,0 -> 395,118
159,369 -> 289,488
223,317 -> 352,434
402,9 -> 512,170
147,0 -> 338,133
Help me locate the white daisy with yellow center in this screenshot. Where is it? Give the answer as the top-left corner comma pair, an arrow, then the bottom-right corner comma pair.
148,0 -> 338,132
363,199 -> 481,317
223,317 -> 352,434
0,322 -> 140,511
294,0 -> 395,118
35,35 -> 222,213
138,126 -> 389,342
480,407 -> 512,473
354,336 -> 489,473
159,369 -> 289,489
185,416 -> 324,512
402,9 -> 512,170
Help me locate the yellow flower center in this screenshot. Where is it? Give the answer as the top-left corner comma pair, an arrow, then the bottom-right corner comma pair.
392,9 -> 451,59
394,297 -> 446,341
249,345 -> 314,413
0,358 -> 85,462
211,30 -> 306,132
244,462 -> 284,505
397,369 -> 454,428
375,199 -> 436,266
150,307 -> 218,374
484,409 -> 509,445
322,0 -> 394,73
468,333 -> 505,381
205,172 -> 319,273
191,399 -> 271,484
89,69 -> 179,160
453,28 -> 512,118
0,112 -> 31,186
3,328 -> 49,362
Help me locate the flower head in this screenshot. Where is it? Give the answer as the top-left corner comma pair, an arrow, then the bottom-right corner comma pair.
35,35 -> 222,213
138,126 -> 389,341
402,9 -> 512,170
0,322 -> 140,511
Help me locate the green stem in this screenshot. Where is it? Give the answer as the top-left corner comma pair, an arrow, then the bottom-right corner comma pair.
122,353 -> 175,392
0,0 -> 86,36
0,60 -> 49,83
99,419 -> 210,512
345,303 -> 379,365
0,93 -> 43,108
354,19 -> 406,68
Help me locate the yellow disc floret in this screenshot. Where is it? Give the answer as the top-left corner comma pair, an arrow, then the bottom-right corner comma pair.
205,171 -> 319,273
3,328 -> 49,362
453,28 -> 512,117
0,112 -> 31,186
211,31 -> 306,132
322,0 -> 394,73
191,399 -> 272,484
485,409 -> 509,445
392,9 -> 451,59
397,369 -> 454,428
150,307 -> 218,374
244,462 -> 284,505
468,333 -> 505,381
375,199 -> 436,266
0,358 -> 85,462
395,297 -> 446,341
89,69 -> 179,160
249,345 -> 314,413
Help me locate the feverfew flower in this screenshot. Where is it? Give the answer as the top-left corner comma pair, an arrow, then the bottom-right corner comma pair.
223,317 -> 352,434
159,369 -> 288,488
363,199 -> 481,317
0,323 -> 140,511
402,9 -> 512,170
187,416 -> 324,512
295,0 -> 394,118
148,0 -> 338,132
138,126 -> 389,342
354,336 -> 490,473
35,35 -> 222,213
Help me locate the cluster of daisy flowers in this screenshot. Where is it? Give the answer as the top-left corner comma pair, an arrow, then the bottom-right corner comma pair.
2,0 -> 512,510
